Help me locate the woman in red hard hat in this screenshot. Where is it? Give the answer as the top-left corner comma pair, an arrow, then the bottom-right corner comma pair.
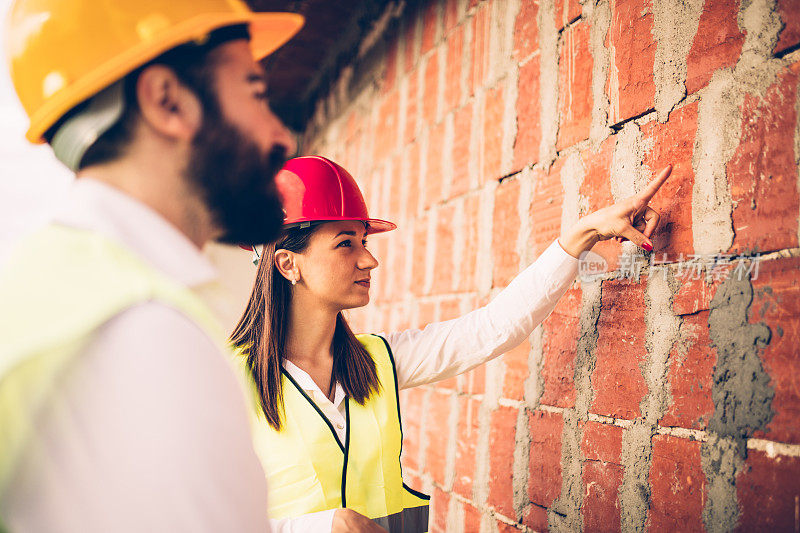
232,156 -> 672,533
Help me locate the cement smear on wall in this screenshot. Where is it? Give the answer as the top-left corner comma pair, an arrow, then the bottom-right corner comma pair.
702,273 -> 773,531
619,273 -> 681,531
538,0 -> 560,169
692,0 -> 784,255
652,0 -> 704,122
548,280 -> 602,531
585,0 -> 612,144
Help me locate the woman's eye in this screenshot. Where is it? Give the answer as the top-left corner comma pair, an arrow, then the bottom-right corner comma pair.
337,240 -> 352,248
362,240 -> 369,248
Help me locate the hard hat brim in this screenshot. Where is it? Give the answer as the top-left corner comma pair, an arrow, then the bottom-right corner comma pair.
25,12 -> 304,144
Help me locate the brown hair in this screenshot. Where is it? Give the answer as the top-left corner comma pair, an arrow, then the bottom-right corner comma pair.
230,224 -> 380,430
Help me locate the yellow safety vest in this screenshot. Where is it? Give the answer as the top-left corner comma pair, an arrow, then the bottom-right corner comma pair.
246,334 -> 430,532
0,225 -> 230,504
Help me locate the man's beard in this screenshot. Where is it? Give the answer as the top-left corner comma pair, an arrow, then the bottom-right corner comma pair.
186,110 -> 288,246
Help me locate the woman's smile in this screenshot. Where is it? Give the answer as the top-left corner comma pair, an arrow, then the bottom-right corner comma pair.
355,278 -> 370,288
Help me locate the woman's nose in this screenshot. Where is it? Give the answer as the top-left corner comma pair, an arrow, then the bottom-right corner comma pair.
359,248 -> 379,270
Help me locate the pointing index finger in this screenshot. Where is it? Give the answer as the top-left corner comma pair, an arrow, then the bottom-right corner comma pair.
637,165 -> 672,205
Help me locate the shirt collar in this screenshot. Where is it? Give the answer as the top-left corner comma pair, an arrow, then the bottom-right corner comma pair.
283,359 -> 346,409
53,178 -> 217,288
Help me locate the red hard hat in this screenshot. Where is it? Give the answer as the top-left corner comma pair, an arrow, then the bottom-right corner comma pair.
239,156 -> 395,252
276,156 -> 396,233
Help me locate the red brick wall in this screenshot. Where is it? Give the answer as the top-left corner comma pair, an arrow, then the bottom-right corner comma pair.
302,0 -> 800,530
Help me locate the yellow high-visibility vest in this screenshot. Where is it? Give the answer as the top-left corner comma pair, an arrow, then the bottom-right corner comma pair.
0,225 -> 231,502
246,334 -> 430,532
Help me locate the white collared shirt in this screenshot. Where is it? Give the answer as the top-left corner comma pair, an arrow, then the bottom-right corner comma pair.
1,179 -> 271,533
273,239 -> 579,533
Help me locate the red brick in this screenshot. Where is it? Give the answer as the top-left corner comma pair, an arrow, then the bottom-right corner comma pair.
400,387 -> 427,472
444,24 -> 465,114
404,8 -> 420,74
421,0 -> 440,55
481,83 -> 505,183
459,194 -> 482,293
514,55 -> 542,171
514,0 -> 539,62
405,141 -> 422,221
556,0 -> 583,30
374,91 -> 399,162
425,120 -> 447,209
523,504 -> 549,531
404,68 -> 419,145
384,38 -> 399,95
661,311 -> 716,430
426,391 -> 454,486
540,285 -> 582,408
443,0 -> 463,34
672,273 -> 721,316
728,64 -> 800,254
423,53 -> 440,122
488,406 -> 519,517
431,486 -> 451,532
648,435 -> 706,532
591,278 -> 648,420
775,0 -> 800,55
737,450 -> 800,531
470,2 -> 491,95
528,162 -> 564,260
640,101 -> 699,260
463,503 -> 483,531
750,257 -> 800,444
582,461 -> 623,532
493,178 -> 522,287
528,410 -> 564,507
581,421 -> 623,463
411,215 -> 428,296
451,103 -> 473,198
502,339 -> 532,401
454,396 -> 481,498
433,204 -> 457,293
685,0 -> 744,95
606,0 -> 656,125
557,20 -> 593,150
460,364 -> 486,396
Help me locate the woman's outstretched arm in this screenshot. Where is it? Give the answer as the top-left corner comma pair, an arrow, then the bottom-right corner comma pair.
385,166 -> 672,389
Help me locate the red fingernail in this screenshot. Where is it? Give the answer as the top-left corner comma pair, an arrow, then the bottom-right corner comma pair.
642,241 -> 653,252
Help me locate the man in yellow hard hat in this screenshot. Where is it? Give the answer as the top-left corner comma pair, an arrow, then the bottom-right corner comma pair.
0,1 -> 304,531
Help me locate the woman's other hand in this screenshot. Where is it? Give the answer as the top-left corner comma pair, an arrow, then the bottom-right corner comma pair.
558,165 -> 672,258
332,508 -> 389,532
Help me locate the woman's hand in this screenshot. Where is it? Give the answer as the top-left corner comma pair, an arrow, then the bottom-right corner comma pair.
558,165 -> 672,258
332,508 -> 388,533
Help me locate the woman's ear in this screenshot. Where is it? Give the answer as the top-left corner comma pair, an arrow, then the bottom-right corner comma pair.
136,64 -> 203,141
274,249 -> 298,283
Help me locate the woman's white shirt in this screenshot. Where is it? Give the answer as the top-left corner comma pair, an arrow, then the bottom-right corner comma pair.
271,239 -> 579,533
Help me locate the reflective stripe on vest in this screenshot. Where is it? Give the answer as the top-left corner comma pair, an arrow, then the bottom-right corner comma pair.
0,225 -> 231,498
247,334 -> 430,532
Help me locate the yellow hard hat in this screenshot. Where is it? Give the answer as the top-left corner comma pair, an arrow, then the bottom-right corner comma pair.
4,0 -> 304,144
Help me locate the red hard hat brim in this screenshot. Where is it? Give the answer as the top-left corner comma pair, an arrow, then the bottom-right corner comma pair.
238,217 -> 396,251
284,217 -> 397,234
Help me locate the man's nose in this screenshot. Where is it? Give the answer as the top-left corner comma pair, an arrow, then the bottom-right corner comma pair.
270,110 -> 297,156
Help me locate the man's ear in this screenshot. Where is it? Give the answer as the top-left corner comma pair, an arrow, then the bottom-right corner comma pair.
274,249 -> 298,282
136,65 -> 202,141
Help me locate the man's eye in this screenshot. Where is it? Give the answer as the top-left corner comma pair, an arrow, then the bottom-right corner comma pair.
362,240 -> 369,248
337,240 -> 352,248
